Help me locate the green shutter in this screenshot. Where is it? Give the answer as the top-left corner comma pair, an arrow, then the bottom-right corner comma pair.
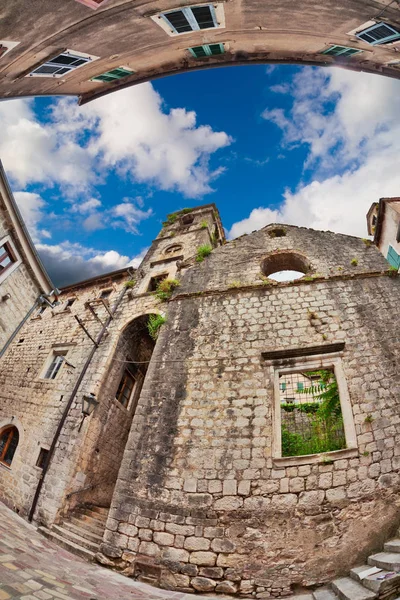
322,45 -> 362,57
387,245 -> 400,269
188,43 -> 224,58
91,67 -> 133,83
297,382 -> 304,392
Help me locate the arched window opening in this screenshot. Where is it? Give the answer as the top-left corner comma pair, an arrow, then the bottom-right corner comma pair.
181,214 -> 194,225
164,244 -> 182,255
261,251 -> 311,282
0,426 -> 19,466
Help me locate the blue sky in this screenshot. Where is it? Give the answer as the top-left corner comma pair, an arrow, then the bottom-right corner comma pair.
2,63 -> 400,286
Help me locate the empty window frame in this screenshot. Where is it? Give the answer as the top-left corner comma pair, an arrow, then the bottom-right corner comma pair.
91,66 -> 134,83
322,45 -> 363,57
36,448 -> 49,469
152,4 -> 224,36
0,240 -> 17,275
181,213 -> 195,225
387,245 -> 400,269
99,289 -> 112,300
28,51 -> 94,78
116,370 -> 136,408
43,351 -> 67,380
396,222 -> 400,244
0,426 -> 19,467
189,43 -> 224,58
356,22 -> 400,45
148,274 -> 168,292
65,298 -> 76,309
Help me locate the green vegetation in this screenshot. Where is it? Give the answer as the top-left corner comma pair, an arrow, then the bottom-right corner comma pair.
200,220 -> 208,229
364,414 -> 374,424
388,265 -> 398,277
147,314 -> 167,340
351,258 -> 358,266
163,213 -> 178,226
124,280 -> 136,288
281,370 -> 346,457
228,280 -> 243,288
153,278 -> 180,301
196,244 -> 212,262
362,238 -> 373,247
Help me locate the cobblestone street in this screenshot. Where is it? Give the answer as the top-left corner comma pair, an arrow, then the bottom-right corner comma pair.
0,503 -> 216,600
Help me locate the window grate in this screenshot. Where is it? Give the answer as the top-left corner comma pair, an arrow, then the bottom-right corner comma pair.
189,43 -> 224,58
161,4 -> 218,34
91,66 -> 134,83
356,22 -> 400,45
29,51 -> 92,78
279,370 -> 346,457
322,45 -> 363,57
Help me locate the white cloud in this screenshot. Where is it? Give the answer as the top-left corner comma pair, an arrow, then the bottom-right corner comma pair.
0,84 -> 231,200
110,200 -> 152,234
13,191 -> 49,243
36,241 -> 143,287
71,198 -> 102,214
229,68 -> 400,239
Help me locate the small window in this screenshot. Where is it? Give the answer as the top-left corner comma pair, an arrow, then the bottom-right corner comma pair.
165,244 -> 183,255
0,241 -> 17,274
322,45 -> 363,57
28,51 -> 94,78
280,370 -> 346,457
36,448 -> 49,469
91,66 -> 134,83
181,214 -> 194,225
65,298 -> 76,309
372,215 -> 377,227
356,21 -> 400,45
387,245 -> 400,269
189,43 -> 224,58
396,223 -> 400,244
116,371 -> 136,408
148,274 -> 168,292
152,4 -> 224,36
44,352 -> 67,380
100,289 -> 112,300
0,426 -> 19,467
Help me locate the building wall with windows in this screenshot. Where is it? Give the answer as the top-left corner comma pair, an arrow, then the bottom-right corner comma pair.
98,224 -> 400,596
0,164 -> 53,352
367,197 -> 400,269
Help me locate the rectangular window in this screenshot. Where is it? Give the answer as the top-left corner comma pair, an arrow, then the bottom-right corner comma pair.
396,222 -> 400,244
28,51 -> 94,78
0,241 -> 17,274
279,370 -> 346,457
152,4 -> 224,36
356,22 -> 400,45
116,371 -> 136,408
91,66 -> 134,83
148,274 -> 168,292
65,298 -> 76,309
189,43 -> 225,58
100,289 -> 112,299
36,448 -> 49,469
44,352 -> 67,380
322,45 -> 363,57
387,245 -> 400,269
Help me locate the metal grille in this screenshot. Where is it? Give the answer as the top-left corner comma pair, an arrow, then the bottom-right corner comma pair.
280,370 -> 346,457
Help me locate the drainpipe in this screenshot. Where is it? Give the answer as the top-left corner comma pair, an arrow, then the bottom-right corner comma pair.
28,281 -> 130,523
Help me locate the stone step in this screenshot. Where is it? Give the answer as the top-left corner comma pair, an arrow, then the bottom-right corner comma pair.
313,587 -> 339,599
38,526 -> 96,562
69,516 -> 105,536
350,564 -> 400,594
76,509 -> 108,524
62,520 -> 104,544
51,525 -> 100,552
87,505 -> 109,516
368,552 -> 400,571
384,539 -> 400,553
331,577 -> 376,600
288,595 -> 313,600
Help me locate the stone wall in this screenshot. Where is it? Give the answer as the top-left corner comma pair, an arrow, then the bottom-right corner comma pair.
98,225 -> 400,597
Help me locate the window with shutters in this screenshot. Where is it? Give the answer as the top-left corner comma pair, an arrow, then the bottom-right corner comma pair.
152,4 -> 225,36
356,22 -> 400,45
387,245 -> 400,269
91,66 -> 134,83
28,50 -> 96,78
322,45 -> 363,57
116,370 -> 136,408
189,43 -> 225,58
0,240 -> 17,275
0,426 -> 19,467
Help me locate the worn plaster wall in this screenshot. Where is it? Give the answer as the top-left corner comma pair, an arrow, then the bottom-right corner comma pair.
99,225 -> 400,597
378,202 -> 400,262
0,195 -> 41,350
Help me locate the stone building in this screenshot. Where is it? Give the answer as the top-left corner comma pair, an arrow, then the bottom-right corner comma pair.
367,197 -> 400,270
2,0 -> 400,105
0,161 -> 54,354
1,200 -> 400,598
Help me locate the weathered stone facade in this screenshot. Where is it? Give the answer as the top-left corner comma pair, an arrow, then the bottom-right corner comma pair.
1,203 -> 400,597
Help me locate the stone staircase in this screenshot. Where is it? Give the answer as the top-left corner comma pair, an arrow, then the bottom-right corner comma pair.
291,534 -> 400,600
38,505 -> 109,561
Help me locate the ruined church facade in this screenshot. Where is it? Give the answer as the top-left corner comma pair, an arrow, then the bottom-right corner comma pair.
1,202 -> 400,597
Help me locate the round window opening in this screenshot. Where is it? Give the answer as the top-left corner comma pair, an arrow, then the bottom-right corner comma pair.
261,251 -> 311,282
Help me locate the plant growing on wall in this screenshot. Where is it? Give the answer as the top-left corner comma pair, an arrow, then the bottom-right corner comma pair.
154,278 -> 179,301
196,244 -> 212,262
147,314 -> 167,340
